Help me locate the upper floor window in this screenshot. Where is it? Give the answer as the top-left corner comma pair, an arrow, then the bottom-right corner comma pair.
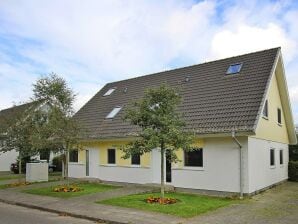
277,108 -> 282,124
106,107 -> 122,119
263,100 -> 268,118
108,149 -> 116,164
226,63 -> 243,75
103,88 -> 116,96
131,153 -> 140,165
184,148 -> 203,167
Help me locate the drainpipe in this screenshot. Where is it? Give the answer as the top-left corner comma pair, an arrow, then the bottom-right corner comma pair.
232,131 -> 244,199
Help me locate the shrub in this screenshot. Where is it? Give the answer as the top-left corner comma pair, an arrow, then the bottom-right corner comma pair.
289,144 -> 298,161
52,155 -> 63,171
288,161 -> 298,182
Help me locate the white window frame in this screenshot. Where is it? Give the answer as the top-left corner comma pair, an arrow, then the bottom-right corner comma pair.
103,88 -> 116,96
262,99 -> 268,119
106,107 -> 122,119
270,148 -> 275,168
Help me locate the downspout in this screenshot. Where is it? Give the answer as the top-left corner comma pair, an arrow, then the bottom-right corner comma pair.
232,131 -> 243,199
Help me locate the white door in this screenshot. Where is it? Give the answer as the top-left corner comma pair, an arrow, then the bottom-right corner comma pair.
88,148 -> 99,178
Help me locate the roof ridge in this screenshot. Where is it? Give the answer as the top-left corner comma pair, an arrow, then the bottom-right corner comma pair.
106,47 -> 281,85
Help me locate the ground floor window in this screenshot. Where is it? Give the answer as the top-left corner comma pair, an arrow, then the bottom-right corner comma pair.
270,148 -> 275,166
184,148 -> 203,167
108,149 -> 116,164
69,149 -> 78,162
131,153 -> 140,165
279,149 -> 283,165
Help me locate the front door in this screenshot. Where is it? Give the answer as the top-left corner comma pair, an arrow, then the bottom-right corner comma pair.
88,149 -> 99,178
166,151 -> 172,183
85,150 -> 89,177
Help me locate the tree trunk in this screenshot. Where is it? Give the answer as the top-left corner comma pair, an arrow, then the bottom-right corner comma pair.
66,149 -> 69,186
160,142 -> 165,199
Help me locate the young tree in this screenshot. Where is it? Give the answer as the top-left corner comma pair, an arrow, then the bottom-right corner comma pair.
30,73 -> 80,179
0,104 -> 38,175
122,84 -> 194,199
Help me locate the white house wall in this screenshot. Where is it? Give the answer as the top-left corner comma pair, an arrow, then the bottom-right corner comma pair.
0,149 -> 18,171
172,137 -> 248,193
248,137 -> 288,193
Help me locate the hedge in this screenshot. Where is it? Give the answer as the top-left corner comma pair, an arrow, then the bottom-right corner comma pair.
288,161 -> 298,182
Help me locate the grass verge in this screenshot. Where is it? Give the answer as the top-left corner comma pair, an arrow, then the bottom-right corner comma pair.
23,182 -> 120,198
99,192 -> 237,218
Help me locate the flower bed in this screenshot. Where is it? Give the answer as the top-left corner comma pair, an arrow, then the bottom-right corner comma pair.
146,196 -> 177,204
53,185 -> 83,193
8,182 -> 31,187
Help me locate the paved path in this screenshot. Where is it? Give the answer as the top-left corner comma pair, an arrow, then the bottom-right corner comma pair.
0,202 -> 100,224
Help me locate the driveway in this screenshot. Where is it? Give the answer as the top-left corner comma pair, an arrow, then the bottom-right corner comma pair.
186,182 -> 298,224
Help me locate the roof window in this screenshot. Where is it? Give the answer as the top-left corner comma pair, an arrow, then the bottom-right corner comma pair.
226,63 -> 243,75
106,107 -> 122,119
103,88 -> 116,96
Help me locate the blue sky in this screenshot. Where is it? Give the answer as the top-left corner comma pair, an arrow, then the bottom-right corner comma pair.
0,0 -> 298,124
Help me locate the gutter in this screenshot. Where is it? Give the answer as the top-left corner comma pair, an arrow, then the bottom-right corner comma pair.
232,131 -> 244,199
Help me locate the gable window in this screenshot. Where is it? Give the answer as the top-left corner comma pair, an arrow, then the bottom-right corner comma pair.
184,148 -> 203,167
226,63 -> 243,75
131,153 -> 140,165
106,107 -> 122,119
279,150 -> 283,165
108,149 -> 116,164
69,149 -> 78,163
263,100 -> 268,118
277,108 -> 282,124
270,148 -> 275,166
103,88 -> 115,96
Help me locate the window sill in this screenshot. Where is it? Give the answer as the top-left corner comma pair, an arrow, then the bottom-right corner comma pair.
280,164 -> 284,168
262,116 -> 268,120
130,165 -> 141,168
277,123 -> 282,127
69,162 -> 84,165
173,166 -> 204,171
270,165 -> 276,169
102,164 -> 117,167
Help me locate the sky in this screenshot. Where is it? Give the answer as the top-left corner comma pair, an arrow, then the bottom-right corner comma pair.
0,0 -> 297,124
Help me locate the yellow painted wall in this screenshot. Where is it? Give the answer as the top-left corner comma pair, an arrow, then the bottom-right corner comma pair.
79,140 -> 151,167
174,138 -> 204,168
254,71 -> 289,144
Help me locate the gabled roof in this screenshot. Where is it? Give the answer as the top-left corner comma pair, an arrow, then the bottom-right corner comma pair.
0,102 -> 36,134
75,47 -> 288,140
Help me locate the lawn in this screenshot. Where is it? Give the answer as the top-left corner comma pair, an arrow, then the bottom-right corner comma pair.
0,174 -> 25,181
23,182 -> 120,198
99,192 -> 237,218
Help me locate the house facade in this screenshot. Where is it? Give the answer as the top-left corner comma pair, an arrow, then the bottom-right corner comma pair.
69,48 -> 297,195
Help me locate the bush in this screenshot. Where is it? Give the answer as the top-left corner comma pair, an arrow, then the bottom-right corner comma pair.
288,161 -> 298,182
289,144 -> 298,161
52,155 -> 63,172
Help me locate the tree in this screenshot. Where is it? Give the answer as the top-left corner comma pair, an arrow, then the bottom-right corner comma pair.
122,84 -> 194,199
30,73 -> 80,179
0,104 -> 38,175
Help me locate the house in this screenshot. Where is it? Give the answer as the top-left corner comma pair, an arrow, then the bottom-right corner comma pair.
70,47 -> 297,196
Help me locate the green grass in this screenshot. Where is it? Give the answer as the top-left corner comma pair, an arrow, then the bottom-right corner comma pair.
99,192 -> 237,218
23,182 -> 120,198
0,174 -> 25,181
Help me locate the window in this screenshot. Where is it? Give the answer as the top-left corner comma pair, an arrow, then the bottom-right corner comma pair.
184,148 -> 203,167
263,100 -> 268,118
226,63 -> 243,75
277,108 -> 282,124
69,149 -> 78,163
270,148 -> 275,166
280,150 -> 283,165
106,107 -> 122,119
131,153 -> 140,165
108,149 -> 116,164
103,88 -> 115,96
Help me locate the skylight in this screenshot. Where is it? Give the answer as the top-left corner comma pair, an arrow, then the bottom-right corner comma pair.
106,107 -> 122,119
226,63 -> 243,75
103,88 -> 116,96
